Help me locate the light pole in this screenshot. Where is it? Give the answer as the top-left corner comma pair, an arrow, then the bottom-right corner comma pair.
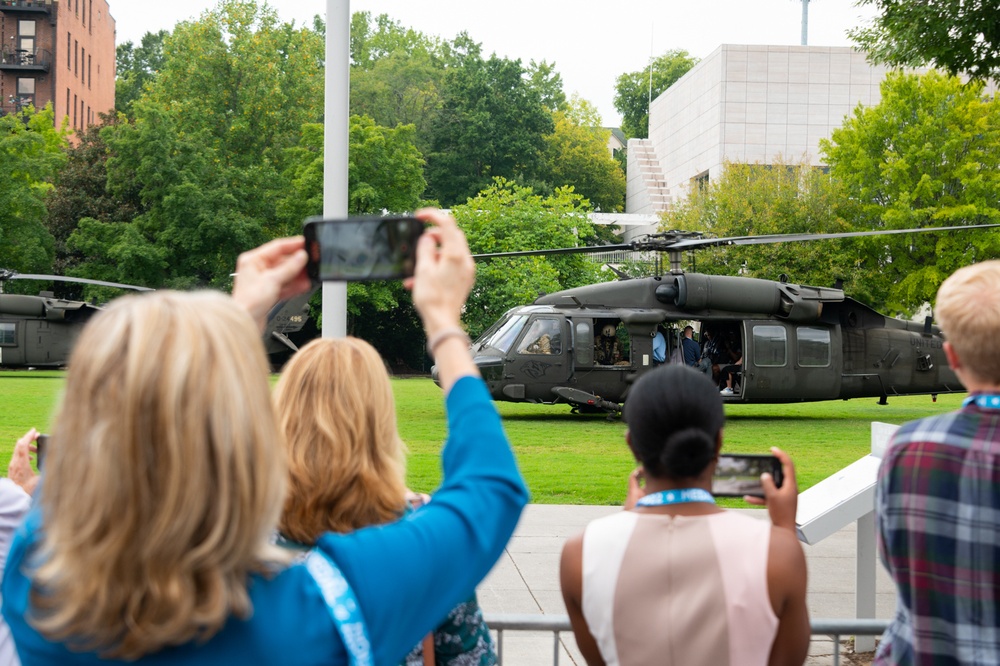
322,0 -> 350,338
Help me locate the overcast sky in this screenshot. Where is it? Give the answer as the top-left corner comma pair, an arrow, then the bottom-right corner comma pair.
111,0 -> 879,125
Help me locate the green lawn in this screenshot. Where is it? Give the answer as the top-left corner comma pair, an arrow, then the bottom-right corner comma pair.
0,370 -> 962,505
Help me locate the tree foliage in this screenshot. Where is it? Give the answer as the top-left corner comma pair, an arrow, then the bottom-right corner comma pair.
144,0 -> 325,170
0,105 -> 68,276
850,0 -> 1000,82
821,70 -> 1000,312
614,49 -> 698,138
46,114 -> 140,276
349,12 -> 445,156
426,52 -> 554,206
662,158 -> 860,296
115,30 -> 168,118
453,179 -> 607,337
541,96 -> 625,212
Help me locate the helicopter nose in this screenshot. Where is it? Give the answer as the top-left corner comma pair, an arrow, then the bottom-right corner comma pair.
430,364 -> 441,387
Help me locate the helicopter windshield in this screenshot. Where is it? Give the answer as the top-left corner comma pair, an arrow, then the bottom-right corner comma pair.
476,315 -> 527,353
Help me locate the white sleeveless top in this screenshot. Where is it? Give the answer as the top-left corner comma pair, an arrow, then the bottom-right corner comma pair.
581,510 -> 779,666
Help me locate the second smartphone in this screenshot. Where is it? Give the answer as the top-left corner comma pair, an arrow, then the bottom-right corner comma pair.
712,454 -> 783,498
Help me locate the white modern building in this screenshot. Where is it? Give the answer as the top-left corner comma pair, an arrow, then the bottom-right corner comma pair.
625,44 -> 906,236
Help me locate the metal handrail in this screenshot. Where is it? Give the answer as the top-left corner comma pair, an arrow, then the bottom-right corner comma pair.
484,613 -> 889,666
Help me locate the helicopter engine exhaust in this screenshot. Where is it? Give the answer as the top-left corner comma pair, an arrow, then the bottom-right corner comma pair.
655,274 -> 832,322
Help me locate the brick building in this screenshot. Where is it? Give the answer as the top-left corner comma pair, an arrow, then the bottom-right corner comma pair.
0,0 -> 115,132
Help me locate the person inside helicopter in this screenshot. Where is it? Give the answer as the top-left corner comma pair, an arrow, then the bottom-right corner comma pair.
595,322 -> 626,366
719,329 -> 743,395
518,318 -> 561,355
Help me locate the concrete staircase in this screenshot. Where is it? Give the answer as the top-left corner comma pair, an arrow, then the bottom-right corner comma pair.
629,138 -> 672,212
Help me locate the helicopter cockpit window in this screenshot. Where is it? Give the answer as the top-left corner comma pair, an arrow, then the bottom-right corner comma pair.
0,323 -> 14,346
517,318 -> 562,355
480,315 -> 527,354
797,327 -> 831,367
752,325 -> 787,367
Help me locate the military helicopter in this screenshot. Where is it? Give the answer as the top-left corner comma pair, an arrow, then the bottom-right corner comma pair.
0,270 -> 312,368
450,223 -> 1000,414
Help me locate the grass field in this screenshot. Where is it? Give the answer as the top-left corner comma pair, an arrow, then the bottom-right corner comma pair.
0,370 -> 963,505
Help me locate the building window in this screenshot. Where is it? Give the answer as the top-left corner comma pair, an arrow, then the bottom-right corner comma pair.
0,323 -> 15,346
66,88 -> 70,120
752,325 -> 787,367
82,0 -> 86,25
17,20 -> 36,63
73,94 -> 77,128
81,48 -> 86,85
88,55 -> 92,89
74,40 -> 78,77
67,33 -> 71,69
797,327 -> 831,367
80,99 -> 84,128
693,170 -> 710,191
15,77 -> 35,110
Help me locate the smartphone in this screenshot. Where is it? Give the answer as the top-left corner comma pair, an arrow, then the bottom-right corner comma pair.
303,215 -> 424,282
712,454 -> 783,498
35,434 -> 48,470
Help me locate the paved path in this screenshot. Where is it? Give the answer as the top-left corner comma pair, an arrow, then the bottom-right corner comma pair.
476,504 -> 896,665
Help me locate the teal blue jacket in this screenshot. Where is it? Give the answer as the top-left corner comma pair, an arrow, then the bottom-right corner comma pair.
2,377 -> 528,666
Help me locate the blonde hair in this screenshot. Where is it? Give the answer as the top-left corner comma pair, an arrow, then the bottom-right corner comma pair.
273,337 -> 408,543
33,291 -> 288,659
936,260 -> 1000,383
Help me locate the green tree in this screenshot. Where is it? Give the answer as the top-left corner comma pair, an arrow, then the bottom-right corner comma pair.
144,0 -> 325,170
115,30 -> 168,117
46,114 -> 141,276
663,158 -> 858,296
541,96 -> 625,212
453,179 -> 606,337
349,12 -> 445,156
822,71 -> 1000,313
68,102 -> 267,289
274,116 -> 428,366
850,0 -> 1000,81
527,59 -> 567,112
614,49 -> 698,138
426,52 -> 554,206
0,105 -> 68,276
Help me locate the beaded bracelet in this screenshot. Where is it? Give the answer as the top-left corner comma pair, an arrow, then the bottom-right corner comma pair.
426,326 -> 471,357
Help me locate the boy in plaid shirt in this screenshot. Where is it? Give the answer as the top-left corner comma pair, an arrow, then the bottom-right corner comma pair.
875,260 -> 1000,666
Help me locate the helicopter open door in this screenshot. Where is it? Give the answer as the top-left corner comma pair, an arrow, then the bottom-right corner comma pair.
740,321 -> 843,402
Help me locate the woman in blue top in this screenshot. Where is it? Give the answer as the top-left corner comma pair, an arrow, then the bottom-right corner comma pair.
2,210 -> 528,665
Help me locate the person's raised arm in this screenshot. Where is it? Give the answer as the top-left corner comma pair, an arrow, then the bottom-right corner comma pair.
406,208 -> 477,394
318,209 -> 528,664
232,236 -> 312,331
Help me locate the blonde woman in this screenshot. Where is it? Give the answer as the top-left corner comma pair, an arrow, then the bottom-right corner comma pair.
1,211 -> 527,665
274,336 -> 496,665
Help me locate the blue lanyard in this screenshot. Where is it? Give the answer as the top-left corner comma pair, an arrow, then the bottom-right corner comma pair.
962,394 -> 1000,410
635,488 -> 716,507
305,549 -> 374,666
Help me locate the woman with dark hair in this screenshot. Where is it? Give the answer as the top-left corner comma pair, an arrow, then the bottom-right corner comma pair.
560,365 -> 809,666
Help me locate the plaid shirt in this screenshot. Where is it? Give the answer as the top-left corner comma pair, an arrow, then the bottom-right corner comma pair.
875,400 -> 1000,666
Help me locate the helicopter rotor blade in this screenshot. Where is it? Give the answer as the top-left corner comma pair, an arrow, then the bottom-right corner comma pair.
473,223 -> 1000,260
473,244 -> 634,260
661,222 -> 1000,252
2,273 -> 153,292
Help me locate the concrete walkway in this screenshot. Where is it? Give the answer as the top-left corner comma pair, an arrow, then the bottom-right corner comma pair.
476,504 -> 896,666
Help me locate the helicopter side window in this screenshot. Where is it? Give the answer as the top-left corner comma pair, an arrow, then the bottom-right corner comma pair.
481,315 -> 527,354
797,327 -> 831,367
752,325 -> 787,367
0,323 -> 14,346
574,321 -> 593,366
517,318 -> 562,355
